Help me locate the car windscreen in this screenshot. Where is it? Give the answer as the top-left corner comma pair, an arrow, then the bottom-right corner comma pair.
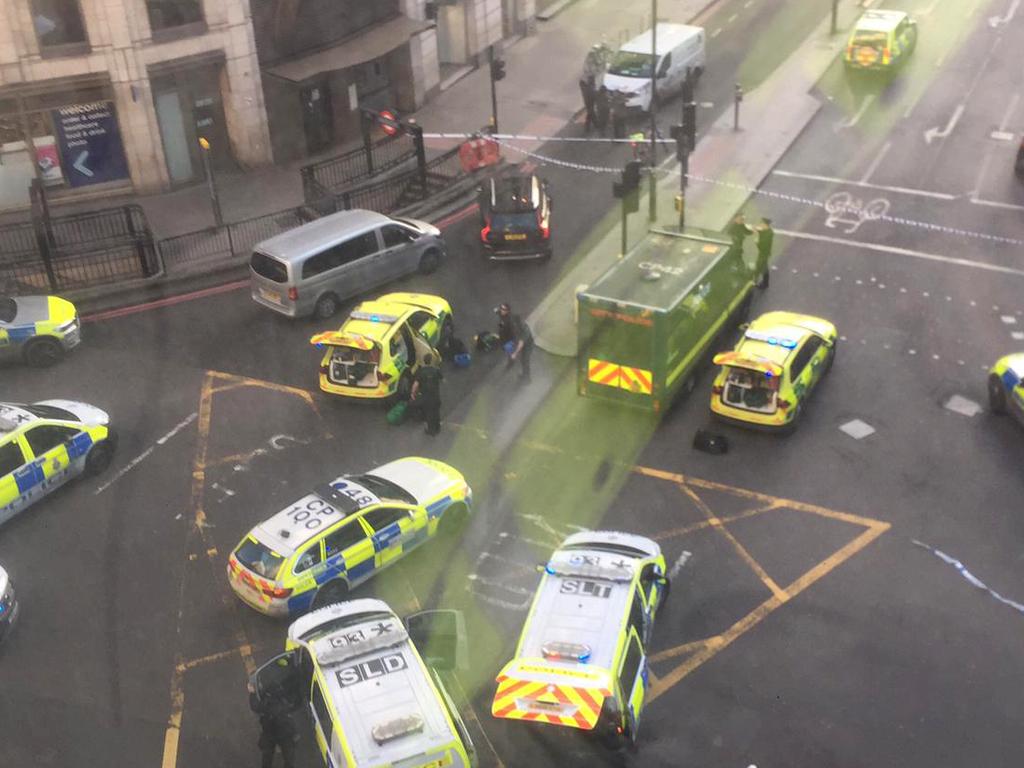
491,177 -> 536,214
352,473 -> 418,505
562,541 -> 649,559
235,537 -> 285,579
608,51 -> 654,78
491,211 -> 539,231
0,297 -> 16,323
250,251 -> 288,283
22,404 -> 80,421
852,31 -> 888,46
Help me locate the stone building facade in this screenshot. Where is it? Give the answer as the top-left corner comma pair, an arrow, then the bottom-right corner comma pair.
0,0 -> 271,208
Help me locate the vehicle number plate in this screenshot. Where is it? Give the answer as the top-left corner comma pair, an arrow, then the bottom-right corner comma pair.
418,755 -> 452,768
504,233 -> 527,241
260,288 -> 282,304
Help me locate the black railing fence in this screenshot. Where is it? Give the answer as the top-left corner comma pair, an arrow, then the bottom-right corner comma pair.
0,204 -> 159,292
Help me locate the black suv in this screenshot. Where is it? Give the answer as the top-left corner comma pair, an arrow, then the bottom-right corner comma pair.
479,170 -> 552,260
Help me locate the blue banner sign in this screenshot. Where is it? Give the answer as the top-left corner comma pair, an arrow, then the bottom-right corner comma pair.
53,101 -> 130,188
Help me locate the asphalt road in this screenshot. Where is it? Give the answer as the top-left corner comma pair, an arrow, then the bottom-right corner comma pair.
3,0 -> 1024,766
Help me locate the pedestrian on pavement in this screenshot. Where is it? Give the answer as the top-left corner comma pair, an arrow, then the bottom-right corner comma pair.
727,213 -> 753,253
595,86 -> 611,135
411,353 -> 443,436
496,302 -> 534,381
579,75 -> 597,132
255,686 -> 298,768
754,217 -> 774,289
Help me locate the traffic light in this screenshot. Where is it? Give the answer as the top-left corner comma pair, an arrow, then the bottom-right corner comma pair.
683,101 -> 696,150
613,160 -> 641,213
491,58 -> 506,81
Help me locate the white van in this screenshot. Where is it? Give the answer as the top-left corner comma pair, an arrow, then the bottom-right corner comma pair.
603,23 -> 706,114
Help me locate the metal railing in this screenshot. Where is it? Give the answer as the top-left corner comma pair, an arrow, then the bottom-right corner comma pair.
300,132 -> 415,193
159,207 -> 309,274
0,204 -> 159,292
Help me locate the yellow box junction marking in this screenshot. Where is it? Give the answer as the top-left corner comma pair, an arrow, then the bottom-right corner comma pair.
161,371 -> 327,768
630,467 -> 890,703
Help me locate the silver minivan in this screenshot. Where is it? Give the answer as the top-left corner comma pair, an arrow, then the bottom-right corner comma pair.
249,209 -> 446,319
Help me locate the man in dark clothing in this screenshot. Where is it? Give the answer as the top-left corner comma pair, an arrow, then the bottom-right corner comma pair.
594,86 -> 610,135
727,213 -> 753,252
579,76 -> 597,131
411,353 -> 443,435
497,303 -> 534,381
255,687 -> 298,768
754,217 -> 774,289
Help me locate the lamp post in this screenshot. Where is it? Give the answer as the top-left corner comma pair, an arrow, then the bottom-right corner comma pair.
648,0 -> 658,222
198,137 -> 223,229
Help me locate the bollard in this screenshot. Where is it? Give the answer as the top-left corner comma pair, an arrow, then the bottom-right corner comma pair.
733,83 -> 743,131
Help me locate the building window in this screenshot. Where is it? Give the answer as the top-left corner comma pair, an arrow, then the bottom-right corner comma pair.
146,0 -> 205,36
30,0 -> 88,53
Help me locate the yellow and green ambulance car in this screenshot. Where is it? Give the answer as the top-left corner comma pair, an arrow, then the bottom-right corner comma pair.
711,310 -> 837,432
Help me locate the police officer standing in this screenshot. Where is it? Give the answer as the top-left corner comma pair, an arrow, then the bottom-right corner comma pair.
579,75 -> 597,132
411,353 -> 444,436
254,685 -> 298,768
497,302 -> 534,382
755,217 -> 774,289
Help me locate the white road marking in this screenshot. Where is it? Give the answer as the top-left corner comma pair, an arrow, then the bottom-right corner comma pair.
669,550 -> 692,579
923,103 -> 965,144
156,412 -> 198,445
466,574 -> 534,596
997,93 -> 1020,133
944,395 -> 982,417
1000,315 -> 1017,324
520,512 -> 575,543
989,0 -> 1021,27
860,140 -> 891,183
776,229 -> 1024,279
1012,331 -> 1024,340
727,13 -> 738,22
835,94 -> 876,131
475,551 -> 538,574
970,197 -> 1024,212
772,169 -> 956,200
839,420 -> 876,440
711,27 -> 722,38
990,130 -> 1016,141
497,531 -> 554,549
94,413 -> 199,495
466,589 -> 531,611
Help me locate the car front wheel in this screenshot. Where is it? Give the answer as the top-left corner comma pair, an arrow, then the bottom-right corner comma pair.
24,337 -> 64,367
85,440 -> 115,476
989,374 -> 1007,414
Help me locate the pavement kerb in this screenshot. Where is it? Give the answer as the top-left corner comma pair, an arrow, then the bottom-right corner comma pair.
527,1 -> 861,357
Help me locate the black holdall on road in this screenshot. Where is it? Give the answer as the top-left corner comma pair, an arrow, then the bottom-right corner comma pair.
693,428 -> 729,454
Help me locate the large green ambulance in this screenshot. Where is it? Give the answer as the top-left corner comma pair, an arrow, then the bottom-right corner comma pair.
577,227 -> 755,412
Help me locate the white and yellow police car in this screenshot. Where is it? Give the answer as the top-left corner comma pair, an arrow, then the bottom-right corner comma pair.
1,400 -> 116,527
228,457 -> 471,617
0,563 -> 17,642
492,531 -> 668,749
0,294 -> 81,367
250,599 -> 477,768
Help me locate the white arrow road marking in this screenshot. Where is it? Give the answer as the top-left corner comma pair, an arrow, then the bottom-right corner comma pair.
73,150 -> 94,177
923,103 -> 964,144
834,94 -> 876,132
989,0 -> 1021,27
669,550 -> 692,580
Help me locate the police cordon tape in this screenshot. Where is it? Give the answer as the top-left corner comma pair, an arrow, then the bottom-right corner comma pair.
423,131 -> 675,145
912,539 -> 1024,619
485,136 -> 1024,249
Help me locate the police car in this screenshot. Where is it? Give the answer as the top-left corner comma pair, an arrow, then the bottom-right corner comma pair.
311,293 -> 453,402
1,400 -> 116,527
0,563 -> 17,642
251,599 -> 477,768
843,10 -> 917,72
492,531 -> 668,748
228,457 -> 471,617
988,353 -> 1024,424
0,294 -> 81,367
711,311 -> 837,432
